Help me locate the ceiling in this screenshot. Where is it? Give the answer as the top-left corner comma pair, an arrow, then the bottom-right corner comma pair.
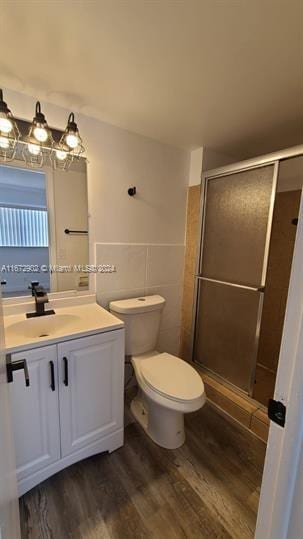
1,0 -> 303,158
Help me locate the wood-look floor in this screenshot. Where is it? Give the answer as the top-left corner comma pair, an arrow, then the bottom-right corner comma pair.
20,401 -> 266,539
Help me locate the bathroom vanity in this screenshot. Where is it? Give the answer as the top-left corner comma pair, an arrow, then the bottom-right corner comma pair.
4,294 -> 125,496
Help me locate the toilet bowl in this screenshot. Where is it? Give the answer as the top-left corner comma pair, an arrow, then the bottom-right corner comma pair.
110,295 -> 206,449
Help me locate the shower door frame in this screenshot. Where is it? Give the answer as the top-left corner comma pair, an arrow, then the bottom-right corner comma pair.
190,144 -> 303,538
192,158 -> 279,396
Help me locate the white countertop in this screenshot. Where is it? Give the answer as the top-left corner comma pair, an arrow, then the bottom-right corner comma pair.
4,297 -> 124,353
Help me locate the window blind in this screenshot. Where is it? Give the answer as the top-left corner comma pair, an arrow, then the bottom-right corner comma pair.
0,206 -> 49,247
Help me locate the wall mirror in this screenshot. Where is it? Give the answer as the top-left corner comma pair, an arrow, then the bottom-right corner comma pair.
0,154 -> 89,298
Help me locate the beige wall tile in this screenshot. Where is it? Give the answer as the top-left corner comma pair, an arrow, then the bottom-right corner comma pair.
179,328 -> 193,362
146,245 -> 185,287
145,284 -> 182,332
254,190 -> 301,399
180,185 -> 201,356
97,287 -> 145,309
181,283 -> 195,333
158,326 -> 181,356
96,243 -> 147,291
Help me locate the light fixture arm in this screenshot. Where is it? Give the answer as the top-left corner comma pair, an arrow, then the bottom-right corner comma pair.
0,89 -> 10,114
66,112 -> 78,132
34,101 -> 46,124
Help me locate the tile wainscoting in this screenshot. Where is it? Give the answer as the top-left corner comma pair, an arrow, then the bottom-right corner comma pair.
95,243 -> 185,355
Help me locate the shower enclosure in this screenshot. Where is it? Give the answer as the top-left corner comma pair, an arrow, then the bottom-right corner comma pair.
193,150 -> 302,398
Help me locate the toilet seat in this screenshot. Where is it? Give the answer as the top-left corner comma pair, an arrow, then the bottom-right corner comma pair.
140,352 -> 204,402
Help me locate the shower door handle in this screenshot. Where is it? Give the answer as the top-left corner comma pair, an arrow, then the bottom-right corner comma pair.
195,276 -> 265,293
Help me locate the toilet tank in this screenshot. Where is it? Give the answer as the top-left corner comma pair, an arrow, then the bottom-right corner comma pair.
109,295 -> 165,355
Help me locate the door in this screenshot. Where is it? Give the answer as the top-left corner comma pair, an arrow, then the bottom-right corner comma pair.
58,330 -> 124,457
0,288 -> 20,539
9,345 -> 60,484
194,163 -> 278,394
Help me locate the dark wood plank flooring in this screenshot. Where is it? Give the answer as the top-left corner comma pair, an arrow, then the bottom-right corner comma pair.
20,402 -> 266,539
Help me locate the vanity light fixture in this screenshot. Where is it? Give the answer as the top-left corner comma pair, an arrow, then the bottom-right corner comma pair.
22,141 -> 45,168
0,89 -> 14,133
56,149 -> 67,160
28,143 -> 41,156
0,94 -> 85,170
54,112 -> 85,169
23,101 -> 54,168
60,112 -> 85,157
53,146 -> 74,171
0,136 -> 10,149
29,101 -> 53,144
0,89 -> 20,162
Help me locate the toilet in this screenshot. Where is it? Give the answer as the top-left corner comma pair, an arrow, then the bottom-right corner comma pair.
110,295 -> 206,449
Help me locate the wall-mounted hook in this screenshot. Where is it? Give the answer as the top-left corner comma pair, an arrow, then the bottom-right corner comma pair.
128,186 -> 136,197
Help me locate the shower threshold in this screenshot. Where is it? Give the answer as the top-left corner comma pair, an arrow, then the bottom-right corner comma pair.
196,367 -> 269,443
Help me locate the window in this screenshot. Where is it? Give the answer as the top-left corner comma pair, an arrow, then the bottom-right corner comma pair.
0,206 -> 49,247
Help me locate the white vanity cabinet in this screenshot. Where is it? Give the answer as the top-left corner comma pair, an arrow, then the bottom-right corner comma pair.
9,328 -> 124,496
58,332 -> 124,457
9,345 -> 60,484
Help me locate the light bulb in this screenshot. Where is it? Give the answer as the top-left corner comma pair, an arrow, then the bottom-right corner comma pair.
56,149 -> 67,161
28,143 -> 41,156
0,136 -> 9,149
0,114 -> 13,134
33,126 -> 48,142
65,132 -> 79,149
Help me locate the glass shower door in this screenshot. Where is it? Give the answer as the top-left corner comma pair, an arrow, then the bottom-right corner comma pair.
193,163 -> 278,394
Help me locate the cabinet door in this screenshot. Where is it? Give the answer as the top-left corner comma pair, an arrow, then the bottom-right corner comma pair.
58,330 -> 124,457
10,345 -> 60,483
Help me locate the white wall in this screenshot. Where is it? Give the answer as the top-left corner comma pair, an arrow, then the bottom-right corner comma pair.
96,243 -> 184,355
287,437 -> 303,538
188,147 -> 203,186
3,88 -> 189,353
188,147 -> 237,187
201,147 -> 236,172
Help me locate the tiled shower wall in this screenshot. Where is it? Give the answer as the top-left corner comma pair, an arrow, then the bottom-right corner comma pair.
179,185 -> 201,361
253,189 -> 301,405
95,243 -> 185,355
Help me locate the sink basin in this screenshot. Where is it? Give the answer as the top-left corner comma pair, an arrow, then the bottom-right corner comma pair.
5,314 -> 81,340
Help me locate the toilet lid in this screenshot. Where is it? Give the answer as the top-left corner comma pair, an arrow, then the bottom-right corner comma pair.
140,353 -> 204,401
